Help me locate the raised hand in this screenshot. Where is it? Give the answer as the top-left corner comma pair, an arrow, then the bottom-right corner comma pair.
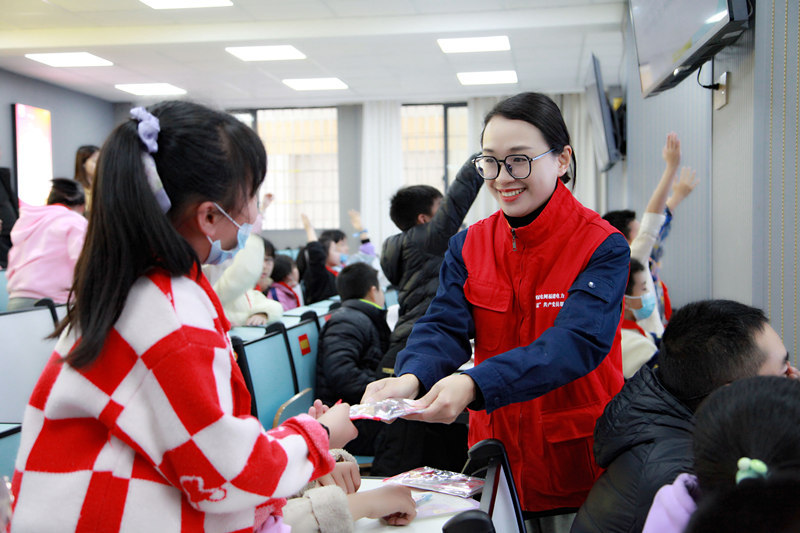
662,132 -> 681,173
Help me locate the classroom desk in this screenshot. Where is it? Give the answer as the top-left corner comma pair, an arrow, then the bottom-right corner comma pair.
354,477 -> 479,532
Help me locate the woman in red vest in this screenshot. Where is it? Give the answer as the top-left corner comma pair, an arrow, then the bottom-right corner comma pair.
364,92 -> 629,526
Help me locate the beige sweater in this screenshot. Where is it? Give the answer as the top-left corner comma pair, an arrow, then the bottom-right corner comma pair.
282,449 -> 357,533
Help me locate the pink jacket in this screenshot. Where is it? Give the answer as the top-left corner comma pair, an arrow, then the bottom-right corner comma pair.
6,204 -> 87,303
642,473 -> 700,533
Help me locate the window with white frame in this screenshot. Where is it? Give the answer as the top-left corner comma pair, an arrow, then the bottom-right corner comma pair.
401,104 -> 469,192
255,107 -> 339,230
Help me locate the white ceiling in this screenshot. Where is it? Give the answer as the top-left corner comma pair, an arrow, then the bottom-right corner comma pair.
0,0 -> 626,109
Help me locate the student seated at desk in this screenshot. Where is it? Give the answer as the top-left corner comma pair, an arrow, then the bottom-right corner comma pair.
317,262 -> 390,457
265,254 -> 302,311
284,441 -> 416,531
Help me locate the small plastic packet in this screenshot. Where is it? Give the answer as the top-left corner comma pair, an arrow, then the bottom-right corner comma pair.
349,398 -> 425,421
383,466 -> 485,498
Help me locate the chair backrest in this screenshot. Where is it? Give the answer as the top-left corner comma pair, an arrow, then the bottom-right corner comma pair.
241,329 -> 299,430
272,387 -> 314,428
285,317 -> 320,394
384,287 -> 399,308
299,309 -> 320,330
229,325 -> 268,342
33,298 -> 58,326
0,424 -> 21,480
0,306 -> 59,423
0,271 -> 8,313
230,336 -> 258,419
53,304 -> 68,324
462,438 -> 525,533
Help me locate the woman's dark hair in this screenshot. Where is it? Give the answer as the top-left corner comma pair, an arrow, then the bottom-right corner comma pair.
73,145 -> 100,189
59,100 -> 266,368
625,258 -> 645,296
271,254 -> 294,283
47,178 -> 85,207
693,377 -> 800,497
481,92 -> 576,185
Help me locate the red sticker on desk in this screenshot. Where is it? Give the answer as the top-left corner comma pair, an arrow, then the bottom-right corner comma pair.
298,334 -> 311,355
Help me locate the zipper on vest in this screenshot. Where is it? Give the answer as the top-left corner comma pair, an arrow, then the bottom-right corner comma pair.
510,227 -> 517,251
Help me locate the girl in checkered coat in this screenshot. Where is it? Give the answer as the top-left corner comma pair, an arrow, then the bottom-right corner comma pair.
9,101 -> 358,533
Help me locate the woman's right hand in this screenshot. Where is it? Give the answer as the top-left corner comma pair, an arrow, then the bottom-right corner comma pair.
316,403 -> 357,449
347,485 -> 417,524
361,374 -> 421,404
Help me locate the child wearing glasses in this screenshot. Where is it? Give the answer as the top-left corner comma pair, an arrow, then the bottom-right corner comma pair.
364,92 -> 629,529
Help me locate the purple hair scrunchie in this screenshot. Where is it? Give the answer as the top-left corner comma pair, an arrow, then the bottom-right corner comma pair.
130,106 -> 160,153
130,106 -> 171,213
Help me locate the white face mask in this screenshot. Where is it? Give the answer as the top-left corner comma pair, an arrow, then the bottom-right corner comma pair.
204,202 -> 252,265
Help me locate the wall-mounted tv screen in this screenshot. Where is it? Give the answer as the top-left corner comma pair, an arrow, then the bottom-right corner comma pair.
13,103 -> 54,206
630,0 -> 751,97
585,54 -> 622,173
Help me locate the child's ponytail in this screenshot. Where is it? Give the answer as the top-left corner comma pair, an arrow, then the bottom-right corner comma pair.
58,101 -> 266,368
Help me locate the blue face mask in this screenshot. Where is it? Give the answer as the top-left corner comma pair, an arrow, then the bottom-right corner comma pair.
339,253 -> 349,265
629,291 -> 657,321
204,202 -> 252,265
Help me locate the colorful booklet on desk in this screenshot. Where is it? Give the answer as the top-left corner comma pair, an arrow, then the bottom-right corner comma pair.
383,467 -> 484,498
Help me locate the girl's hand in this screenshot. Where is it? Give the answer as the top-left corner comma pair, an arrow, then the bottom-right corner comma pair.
662,132 -> 681,172
307,399 -> 329,419
245,313 -> 268,326
316,461 -> 361,494
347,485 -> 417,524
316,403 -> 357,449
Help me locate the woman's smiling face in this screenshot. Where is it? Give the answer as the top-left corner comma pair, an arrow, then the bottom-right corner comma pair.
481,115 -> 571,218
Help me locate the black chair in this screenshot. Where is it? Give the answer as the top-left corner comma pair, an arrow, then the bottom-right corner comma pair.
447,438 -> 526,533
33,297 -> 58,326
231,335 -> 258,418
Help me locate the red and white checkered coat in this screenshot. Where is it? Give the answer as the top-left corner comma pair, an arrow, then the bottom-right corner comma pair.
10,268 -> 334,533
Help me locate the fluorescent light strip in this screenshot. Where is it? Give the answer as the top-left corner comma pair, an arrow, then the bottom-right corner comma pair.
226,45 -> 306,62
438,36 -> 510,54
115,83 -> 187,96
282,78 -> 348,91
138,0 -> 232,9
25,52 -> 112,67
457,70 -> 518,86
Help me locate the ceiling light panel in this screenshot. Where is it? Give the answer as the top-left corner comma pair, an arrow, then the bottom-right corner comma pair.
437,36 -> 511,54
225,45 -> 306,62
115,83 -> 187,95
138,0 -> 233,9
282,78 -> 348,91
457,70 -> 518,85
25,53 -> 113,67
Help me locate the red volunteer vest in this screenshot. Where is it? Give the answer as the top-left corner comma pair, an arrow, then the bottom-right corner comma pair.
461,181 -> 624,511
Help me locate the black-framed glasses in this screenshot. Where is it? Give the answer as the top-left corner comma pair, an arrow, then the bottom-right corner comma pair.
472,149 -> 556,180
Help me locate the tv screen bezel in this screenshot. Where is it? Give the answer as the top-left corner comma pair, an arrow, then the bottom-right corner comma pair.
629,0 -> 751,98
585,53 -> 621,173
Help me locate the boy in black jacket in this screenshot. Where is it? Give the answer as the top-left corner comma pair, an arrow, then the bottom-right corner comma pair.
316,262 -> 389,456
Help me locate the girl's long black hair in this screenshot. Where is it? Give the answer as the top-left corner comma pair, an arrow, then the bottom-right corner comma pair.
57,101 -> 266,368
